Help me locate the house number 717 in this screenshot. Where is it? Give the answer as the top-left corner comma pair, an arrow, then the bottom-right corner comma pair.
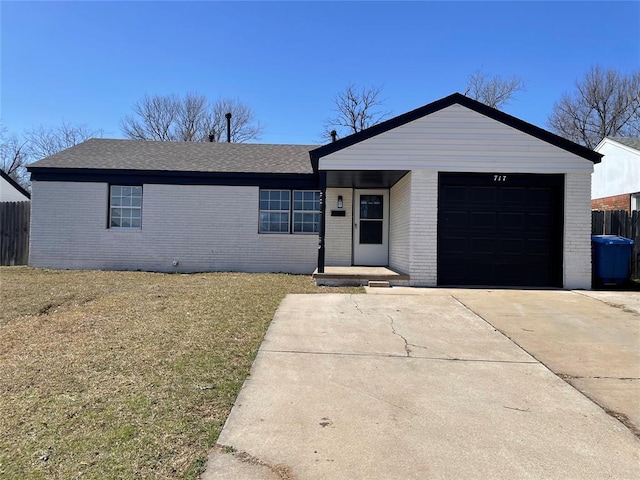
494,175 -> 507,182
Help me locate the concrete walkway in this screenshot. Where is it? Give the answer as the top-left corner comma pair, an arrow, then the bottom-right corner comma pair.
203,292 -> 639,479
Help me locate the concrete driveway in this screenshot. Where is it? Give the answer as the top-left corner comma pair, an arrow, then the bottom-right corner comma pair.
202,291 -> 640,480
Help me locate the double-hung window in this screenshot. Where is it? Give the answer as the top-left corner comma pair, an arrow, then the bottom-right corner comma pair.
292,190 -> 320,233
110,185 -> 142,229
259,189 -> 320,234
259,190 -> 291,233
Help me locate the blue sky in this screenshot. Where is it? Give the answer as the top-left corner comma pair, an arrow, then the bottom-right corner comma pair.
2,1 -> 638,145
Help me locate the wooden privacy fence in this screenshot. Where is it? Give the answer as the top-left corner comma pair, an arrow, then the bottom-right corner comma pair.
592,210 -> 640,280
0,201 -> 30,266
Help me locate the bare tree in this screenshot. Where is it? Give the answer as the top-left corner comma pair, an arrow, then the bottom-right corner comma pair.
207,98 -> 264,143
176,93 -> 211,142
323,84 -> 391,140
121,93 -> 263,142
548,65 -> 640,149
464,69 -> 525,109
27,121 -> 102,160
0,128 -> 29,186
121,94 -> 181,141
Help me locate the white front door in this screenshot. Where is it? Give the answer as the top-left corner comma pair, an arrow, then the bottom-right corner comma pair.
353,189 -> 389,265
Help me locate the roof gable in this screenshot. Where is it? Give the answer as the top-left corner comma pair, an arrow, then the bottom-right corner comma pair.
310,93 -> 602,164
0,170 -> 30,200
596,137 -> 640,155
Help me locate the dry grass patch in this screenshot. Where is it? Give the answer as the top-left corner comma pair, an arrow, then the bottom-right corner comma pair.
0,267 -> 361,479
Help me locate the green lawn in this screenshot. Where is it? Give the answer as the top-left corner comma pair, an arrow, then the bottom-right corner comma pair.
0,268 -> 361,479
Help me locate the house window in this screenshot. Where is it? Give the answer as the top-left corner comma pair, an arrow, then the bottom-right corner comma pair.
110,185 -> 142,229
259,189 -> 320,234
632,193 -> 640,211
259,190 -> 290,233
293,190 -> 320,233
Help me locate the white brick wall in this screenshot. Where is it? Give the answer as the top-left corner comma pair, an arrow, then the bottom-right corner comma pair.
408,171 -> 438,286
389,173 -> 410,273
30,181 -> 318,273
324,188 -> 352,266
563,173 -> 592,289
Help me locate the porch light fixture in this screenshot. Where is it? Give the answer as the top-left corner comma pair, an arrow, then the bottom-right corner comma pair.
337,196 -> 343,209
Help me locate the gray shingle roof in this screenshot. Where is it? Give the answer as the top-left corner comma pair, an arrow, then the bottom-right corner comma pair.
609,137 -> 640,152
28,138 -> 318,174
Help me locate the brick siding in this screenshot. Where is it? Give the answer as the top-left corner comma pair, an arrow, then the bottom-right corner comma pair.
30,181 -> 318,273
564,173 -> 592,289
591,194 -> 631,212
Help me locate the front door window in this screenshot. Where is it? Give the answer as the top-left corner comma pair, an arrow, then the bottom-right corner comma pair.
359,195 -> 383,244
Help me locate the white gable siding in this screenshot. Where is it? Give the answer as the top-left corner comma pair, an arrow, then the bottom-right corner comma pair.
30,181 -> 317,273
592,139 -> 640,199
0,176 -> 29,202
320,104 -> 594,174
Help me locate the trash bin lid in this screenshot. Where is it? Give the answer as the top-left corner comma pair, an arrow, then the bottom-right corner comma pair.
591,235 -> 635,245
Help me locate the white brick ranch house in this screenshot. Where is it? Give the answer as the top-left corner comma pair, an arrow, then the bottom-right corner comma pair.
27,93 -> 601,288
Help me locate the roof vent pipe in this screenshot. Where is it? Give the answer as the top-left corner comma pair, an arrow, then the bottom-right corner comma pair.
330,130 -> 337,143
225,112 -> 232,143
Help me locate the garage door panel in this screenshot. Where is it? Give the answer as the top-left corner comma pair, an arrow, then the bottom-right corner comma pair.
472,212 -> 496,228
471,187 -> 497,202
499,187 -> 525,203
474,237 -> 495,254
442,211 -> 468,228
440,236 -> 468,254
527,239 -> 552,255
526,188 -> 553,203
438,173 -> 564,287
500,212 -> 524,228
527,213 -> 552,229
440,185 -> 468,203
500,238 -> 524,254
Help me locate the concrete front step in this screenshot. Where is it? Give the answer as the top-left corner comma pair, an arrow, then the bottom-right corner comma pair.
312,267 -> 410,287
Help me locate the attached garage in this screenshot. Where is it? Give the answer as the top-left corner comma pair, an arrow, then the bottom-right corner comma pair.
312,93 -> 602,289
437,173 -> 564,287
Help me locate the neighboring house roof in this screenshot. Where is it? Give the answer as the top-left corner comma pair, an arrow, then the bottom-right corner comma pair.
0,170 -> 31,201
599,137 -> 640,152
28,139 -> 318,175
310,92 -> 602,164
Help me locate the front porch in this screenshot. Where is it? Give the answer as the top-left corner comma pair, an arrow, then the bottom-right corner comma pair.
312,266 -> 410,287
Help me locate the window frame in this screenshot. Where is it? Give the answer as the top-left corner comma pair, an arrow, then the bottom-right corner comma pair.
109,184 -> 143,230
259,189 -> 321,235
258,189 -> 291,234
292,190 -> 321,234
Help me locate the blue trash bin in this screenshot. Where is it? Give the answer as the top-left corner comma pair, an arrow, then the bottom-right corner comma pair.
591,235 -> 635,285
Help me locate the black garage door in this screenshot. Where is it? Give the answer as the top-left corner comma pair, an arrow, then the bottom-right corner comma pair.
437,173 -> 564,287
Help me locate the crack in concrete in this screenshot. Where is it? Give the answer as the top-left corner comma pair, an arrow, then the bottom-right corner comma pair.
350,294 -> 364,314
558,373 -> 640,381
387,314 -> 411,357
503,405 -> 531,412
261,348 -> 539,363
215,444 -> 295,479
